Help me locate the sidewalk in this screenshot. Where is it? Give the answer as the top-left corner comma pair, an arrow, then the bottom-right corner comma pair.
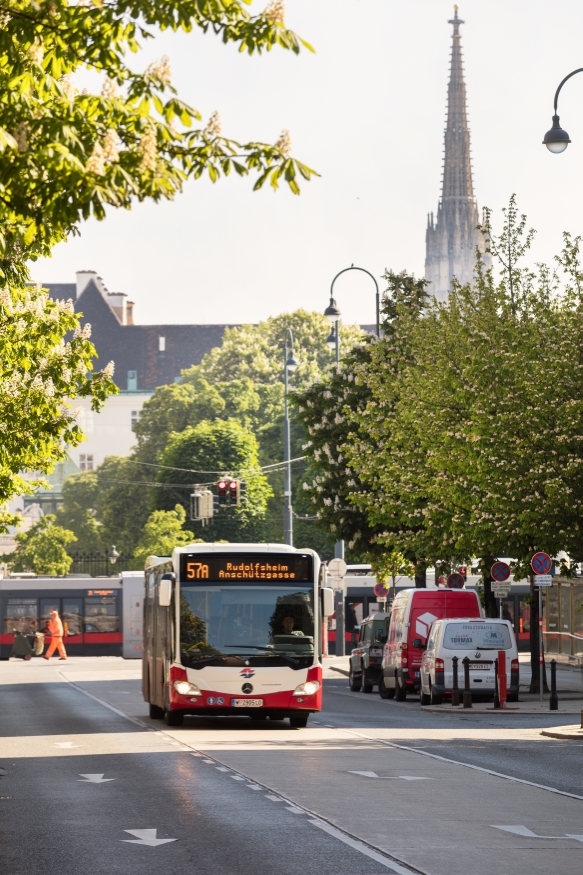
422,695 -> 583,715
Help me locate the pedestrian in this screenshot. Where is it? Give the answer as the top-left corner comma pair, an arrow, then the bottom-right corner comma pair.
43,610 -> 67,661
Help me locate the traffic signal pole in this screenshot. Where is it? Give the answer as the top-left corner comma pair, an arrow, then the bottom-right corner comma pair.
283,330 -> 295,547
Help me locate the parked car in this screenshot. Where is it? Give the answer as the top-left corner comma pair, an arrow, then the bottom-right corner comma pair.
419,617 -> 519,705
379,587 -> 482,700
348,612 -> 390,693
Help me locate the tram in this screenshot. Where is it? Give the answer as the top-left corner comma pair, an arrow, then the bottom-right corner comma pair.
143,543 -> 333,727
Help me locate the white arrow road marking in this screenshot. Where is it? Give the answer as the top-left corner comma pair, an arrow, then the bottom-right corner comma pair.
348,771 -> 432,781
78,774 -> 115,783
121,830 -> 177,847
53,742 -> 81,748
265,794 -> 284,802
492,825 -> 583,841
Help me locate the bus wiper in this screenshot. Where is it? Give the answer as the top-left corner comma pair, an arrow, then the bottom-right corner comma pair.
225,645 -> 300,667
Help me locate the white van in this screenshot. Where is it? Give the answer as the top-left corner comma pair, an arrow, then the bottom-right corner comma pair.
419,618 -> 519,705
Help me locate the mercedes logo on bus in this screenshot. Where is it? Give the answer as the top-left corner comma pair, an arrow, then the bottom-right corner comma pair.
241,683 -> 253,694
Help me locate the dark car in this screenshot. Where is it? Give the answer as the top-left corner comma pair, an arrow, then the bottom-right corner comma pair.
348,612 -> 390,693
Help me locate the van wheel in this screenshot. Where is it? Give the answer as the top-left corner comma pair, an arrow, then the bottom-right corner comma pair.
395,678 -> 407,701
378,674 -> 391,699
349,668 -> 362,692
149,703 -> 165,719
420,689 -> 431,706
429,685 -> 442,706
165,710 -> 184,726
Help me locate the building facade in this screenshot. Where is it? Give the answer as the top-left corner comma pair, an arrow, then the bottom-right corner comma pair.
425,7 -> 489,302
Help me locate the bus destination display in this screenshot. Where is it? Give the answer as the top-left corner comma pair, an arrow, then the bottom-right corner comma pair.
180,553 -> 313,583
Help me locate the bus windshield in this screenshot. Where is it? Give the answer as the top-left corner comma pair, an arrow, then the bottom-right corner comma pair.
180,584 -> 315,669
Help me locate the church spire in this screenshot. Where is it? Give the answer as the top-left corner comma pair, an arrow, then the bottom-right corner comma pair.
424,6 -> 489,301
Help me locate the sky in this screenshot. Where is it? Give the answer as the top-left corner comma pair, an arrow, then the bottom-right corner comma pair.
30,0 -> 583,327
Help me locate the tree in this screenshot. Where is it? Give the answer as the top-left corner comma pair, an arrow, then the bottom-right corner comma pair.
293,272 -> 429,572
96,455 -> 152,557
3,514 -> 76,575
134,505 -> 197,568
345,199 -> 583,691
56,470 -> 105,554
152,418 -> 272,542
0,283 -> 116,527
0,0 -> 318,286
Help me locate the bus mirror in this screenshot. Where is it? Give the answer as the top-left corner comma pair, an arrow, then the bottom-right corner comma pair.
159,574 -> 175,607
321,587 -> 334,617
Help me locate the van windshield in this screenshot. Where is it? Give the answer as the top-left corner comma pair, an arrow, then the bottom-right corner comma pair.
442,623 -> 512,650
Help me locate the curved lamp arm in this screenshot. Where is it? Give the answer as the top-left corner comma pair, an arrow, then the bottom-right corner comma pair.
553,68 -> 583,113
330,265 -> 380,338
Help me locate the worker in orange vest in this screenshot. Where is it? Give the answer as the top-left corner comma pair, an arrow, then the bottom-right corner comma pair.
43,610 -> 67,660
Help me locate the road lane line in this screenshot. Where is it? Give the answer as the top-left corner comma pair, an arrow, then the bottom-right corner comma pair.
308,820 -> 425,874
58,672 -> 148,729
332,726 -> 583,802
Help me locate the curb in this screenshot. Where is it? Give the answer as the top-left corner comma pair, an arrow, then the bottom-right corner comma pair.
420,705 -> 583,716
328,667 -> 349,677
541,725 -> 583,740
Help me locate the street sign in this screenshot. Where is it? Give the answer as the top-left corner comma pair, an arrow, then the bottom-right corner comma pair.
374,582 -> 390,598
327,558 -> 347,579
447,572 -> 465,589
491,561 -> 511,582
531,552 -> 552,575
534,574 -> 553,587
491,583 -> 510,597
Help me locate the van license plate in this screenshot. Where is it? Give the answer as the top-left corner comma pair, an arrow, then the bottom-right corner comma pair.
469,663 -> 491,670
231,698 -> 263,707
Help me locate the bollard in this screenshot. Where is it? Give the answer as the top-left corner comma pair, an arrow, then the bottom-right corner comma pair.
462,656 -> 472,708
451,656 -> 460,707
493,657 -> 500,710
549,659 -> 559,711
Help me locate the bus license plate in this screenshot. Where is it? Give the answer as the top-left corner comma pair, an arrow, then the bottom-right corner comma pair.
231,698 -> 263,707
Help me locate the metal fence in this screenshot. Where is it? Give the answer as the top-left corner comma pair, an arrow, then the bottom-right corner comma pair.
68,552 -> 136,578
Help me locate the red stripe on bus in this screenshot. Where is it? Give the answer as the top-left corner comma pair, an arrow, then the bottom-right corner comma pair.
83,633 -> 123,643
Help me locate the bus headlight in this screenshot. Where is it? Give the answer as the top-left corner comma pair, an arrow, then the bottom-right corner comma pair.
292,680 -> 320,697
173,680 -> 202,697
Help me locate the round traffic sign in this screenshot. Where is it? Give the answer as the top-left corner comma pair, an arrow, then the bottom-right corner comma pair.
491,561 -> 511,582
374,581 -> 390,598
531,552 -> 552,576
447,572 -> 465,589
327,558 -> 347,579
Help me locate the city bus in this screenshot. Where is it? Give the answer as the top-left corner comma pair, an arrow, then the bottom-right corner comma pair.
143,543 -> 333,727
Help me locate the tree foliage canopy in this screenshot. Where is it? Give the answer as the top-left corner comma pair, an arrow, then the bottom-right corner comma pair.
133,503 -> 196,567
3,513 -> 76,575
0,0 -> 318,285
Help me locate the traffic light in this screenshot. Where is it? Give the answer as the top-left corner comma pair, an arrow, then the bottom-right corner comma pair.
459,566 -> 467,581
228,479 -> 240,505
217,480 -> 228,506
213,494 -> 220,516
239,481 -> 247,505
190,489 -> 213,521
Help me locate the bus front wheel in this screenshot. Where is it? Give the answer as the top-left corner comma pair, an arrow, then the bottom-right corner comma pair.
149,703 -> 164,719
165,710 -> 184,726
289,714 -> 309,728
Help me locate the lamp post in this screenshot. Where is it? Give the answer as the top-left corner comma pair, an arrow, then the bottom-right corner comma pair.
323,265 -> 380,561
283,328 -> 299,546
108,545 -> 119,570
542,68 -> 583,153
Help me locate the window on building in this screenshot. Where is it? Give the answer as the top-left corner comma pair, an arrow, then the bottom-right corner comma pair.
131,410 -> 140,432
79,454 -> 94,471
158,336 -> 166,352
127,370 -> 138,391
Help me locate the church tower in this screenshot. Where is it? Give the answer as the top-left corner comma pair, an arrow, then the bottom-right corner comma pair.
425,7 -> 489,301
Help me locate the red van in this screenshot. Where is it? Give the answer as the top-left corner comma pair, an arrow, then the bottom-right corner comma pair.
378,588 -> 483,700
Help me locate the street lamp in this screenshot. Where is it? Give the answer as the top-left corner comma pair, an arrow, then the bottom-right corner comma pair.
283,328 -> 298,547
108,545 -> 119,566
542,68 -> 583,153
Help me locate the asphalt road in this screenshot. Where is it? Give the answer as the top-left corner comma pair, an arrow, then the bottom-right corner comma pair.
0,680 -> 398,875
319,679 -> 583,796
2,664 -> 583,875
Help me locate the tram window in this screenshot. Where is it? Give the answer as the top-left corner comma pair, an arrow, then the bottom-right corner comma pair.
519,598 -> 531,634
560,584 -> 572,655
63,599 -> 83,637
4,599 -> 37,634
84,597 -> 119,633
546,587 -> 559,653
40,598 -> 60,633
501,600 -> 514,625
